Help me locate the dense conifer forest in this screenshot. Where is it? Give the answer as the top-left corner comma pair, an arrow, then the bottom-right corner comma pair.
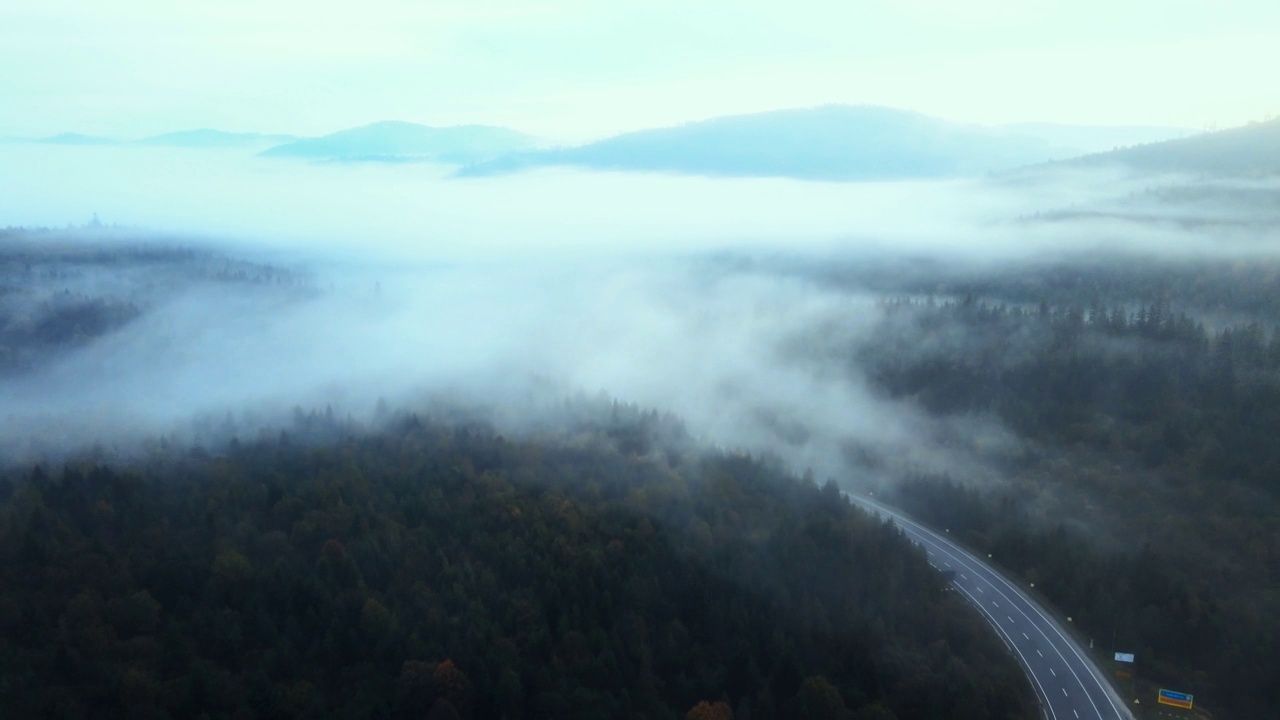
7,229 -> 1280,719
0,406 -> 1034,720
842,257 -> 1280,719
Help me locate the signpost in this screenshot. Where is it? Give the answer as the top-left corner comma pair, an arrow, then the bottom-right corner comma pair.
1157,689 -> 1193,710
1114,652 -> 1135,663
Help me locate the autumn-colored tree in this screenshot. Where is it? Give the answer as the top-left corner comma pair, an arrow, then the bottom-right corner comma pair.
852,702 -> 898,720
433,659 -> 470,717
687,699 -> 733,720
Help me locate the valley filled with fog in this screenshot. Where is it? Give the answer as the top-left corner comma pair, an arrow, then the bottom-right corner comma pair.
2,142 -> 1276,467
6,0 -> 1280,716
4,138 -> 1280,718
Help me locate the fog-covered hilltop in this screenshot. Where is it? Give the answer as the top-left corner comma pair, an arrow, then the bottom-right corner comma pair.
459,105 -> 1183,182
259,121 -> 540,163
1064,117 -> 1280,177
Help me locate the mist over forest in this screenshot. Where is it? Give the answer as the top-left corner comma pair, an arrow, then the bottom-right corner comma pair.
3,131 -> 1280,719
3,141 -> 1277,462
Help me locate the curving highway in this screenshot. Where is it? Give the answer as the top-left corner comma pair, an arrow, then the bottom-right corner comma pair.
849,494 -> 1134,720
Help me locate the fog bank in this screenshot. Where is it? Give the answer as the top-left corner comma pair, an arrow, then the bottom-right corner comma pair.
2,142 -> 1278,485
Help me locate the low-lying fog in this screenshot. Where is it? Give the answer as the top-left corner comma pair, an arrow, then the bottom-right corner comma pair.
2,142 -> 1278,485
2,143 -> 1219,262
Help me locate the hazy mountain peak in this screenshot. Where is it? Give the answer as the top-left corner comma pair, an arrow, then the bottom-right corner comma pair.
459,104 -> 1067,182
140,129 -> 299,148
259,120 -> 539,164
36,132 -> 118,145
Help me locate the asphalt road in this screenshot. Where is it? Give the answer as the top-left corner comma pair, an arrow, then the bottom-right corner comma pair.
849,494 -> 1134,720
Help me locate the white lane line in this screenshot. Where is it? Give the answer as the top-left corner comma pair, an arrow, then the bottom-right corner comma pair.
1023,632 -> 1030,639
1051,668 -> 1057,677
1037,650 -> 1044,657
889,518 -> 1123,720
1007,615 -> 1015,624
1074,711 -> 1079,719
940,571 -> 1060,720
992,600 -> 1000,607
852,497 -> 1126,720
865,507 -> 1116,720
977,586 -> 984,593
960,574 -> 968,580
1062,688 -> 1069,697
944,561 -> 952,567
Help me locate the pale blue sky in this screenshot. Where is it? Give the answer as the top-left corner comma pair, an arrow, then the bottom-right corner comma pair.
2,0 -> 1277,140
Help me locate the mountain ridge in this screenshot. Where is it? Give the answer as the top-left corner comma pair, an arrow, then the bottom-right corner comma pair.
1062,117 -> 1280,176
457,105 -> 1182,182
140,129 -> 299,148
258,120 -> 539,164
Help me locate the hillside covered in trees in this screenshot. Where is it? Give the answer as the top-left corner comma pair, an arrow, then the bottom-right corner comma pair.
0,405 -> 1035,720
1067,117 -> 1280,177
828,254 -> 1280,719
0,230 -> 308,376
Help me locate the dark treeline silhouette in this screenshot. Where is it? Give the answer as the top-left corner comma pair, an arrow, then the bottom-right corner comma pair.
0,236 -> 309,374
0,404 -> 1034,720
867,295 -> 1280,491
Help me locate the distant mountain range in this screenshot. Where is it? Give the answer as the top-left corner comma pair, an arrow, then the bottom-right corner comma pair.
140,129 -> 298,148
456,106 -> 1197,182
257,121 -> 539,163
2,122 -> 540,164
18,110 -> 1278,181
1064,118 -> 1280,177
34,133 -> 119,146
4,130 -> 295,149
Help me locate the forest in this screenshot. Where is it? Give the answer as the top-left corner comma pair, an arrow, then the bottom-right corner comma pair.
0,403 -> 1034,720
839,255 -> 1280,719
5,226 -> 1280,719
0,231 -> 307,376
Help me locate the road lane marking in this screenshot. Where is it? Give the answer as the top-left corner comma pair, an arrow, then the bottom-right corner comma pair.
1007,615 -> 1015,624
1036,650 -> 1043,657
867,509 -> 1114,720
1022,632 -> 1029,639
960,574 -> 968,579
936,570 -> 1061,720
993,601 -> 999,607
849,498 -> 1115,720
1062,688 -> 1068,697
1050,668 -> 1057,677
1073,711 -> 1079,719
945,561 -> 952,567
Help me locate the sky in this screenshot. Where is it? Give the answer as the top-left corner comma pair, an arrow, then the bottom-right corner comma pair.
1,0 -> 1278,141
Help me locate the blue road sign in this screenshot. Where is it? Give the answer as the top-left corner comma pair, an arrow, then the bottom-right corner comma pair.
1157,689 -> 1193,709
